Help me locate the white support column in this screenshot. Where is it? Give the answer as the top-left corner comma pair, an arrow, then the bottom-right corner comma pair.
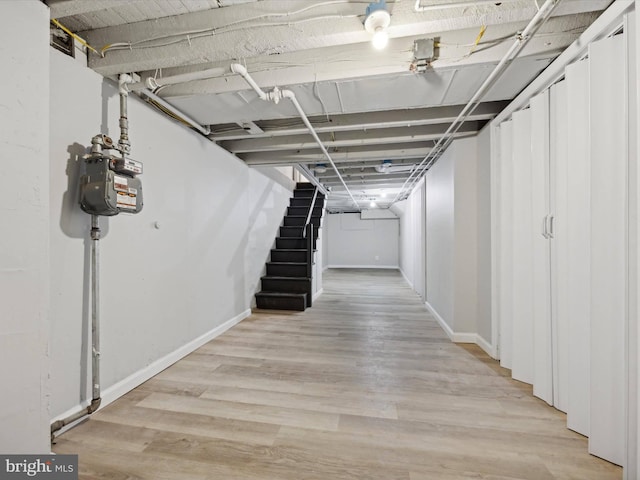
0,0 -> 51,453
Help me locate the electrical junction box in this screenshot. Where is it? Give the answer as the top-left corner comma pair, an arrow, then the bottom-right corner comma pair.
413,38 -> 436,72
79,135 -> 143,216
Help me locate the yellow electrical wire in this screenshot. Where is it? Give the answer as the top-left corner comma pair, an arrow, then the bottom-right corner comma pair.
51,18 -> 102,57
146,99 -> 194,129
466,25 -> 487,56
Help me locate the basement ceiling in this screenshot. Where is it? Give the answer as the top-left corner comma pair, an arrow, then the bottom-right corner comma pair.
46,0 -> 612,212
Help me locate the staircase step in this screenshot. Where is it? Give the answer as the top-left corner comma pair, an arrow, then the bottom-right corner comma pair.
296,182 -> 316,190
271,249 -> 307,262
267,262 -> 308,277
290,197 -> 325,208
284,216 -> 321,227
255,292 -> 307,311
294,189 -> 325,199
276,237 -> 307,249
279,226 -> 318,239
288,206 -> 323,217
261,276 -> 311,294
280,226 -> 305,238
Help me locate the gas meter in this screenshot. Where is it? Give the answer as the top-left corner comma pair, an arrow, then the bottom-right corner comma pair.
79,134 -> 143,216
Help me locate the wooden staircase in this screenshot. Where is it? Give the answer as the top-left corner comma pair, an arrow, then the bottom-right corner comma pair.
255,183 -> 324,311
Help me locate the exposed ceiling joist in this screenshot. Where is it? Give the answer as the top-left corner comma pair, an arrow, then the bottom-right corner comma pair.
318,168 -> 416,179
314,158 -> 421,170
222,122 -> 480,153
322,173 -> 416,184
240,144 -> 437,165
209,102 -> 507,140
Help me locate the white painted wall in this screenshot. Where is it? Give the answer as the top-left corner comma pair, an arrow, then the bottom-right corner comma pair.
425,152 -> 455,327
399,198 -> 415,286
453,137 -> 479,335
399,179 -> 425,295
326,213 -> 399,268
0,0 -> 51,453
49,49 -> 293,419
424,137 -> 481,338
475,126 -> 492,345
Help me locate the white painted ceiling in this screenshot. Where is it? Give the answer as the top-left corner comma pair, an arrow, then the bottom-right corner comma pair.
46,0 -> 612,211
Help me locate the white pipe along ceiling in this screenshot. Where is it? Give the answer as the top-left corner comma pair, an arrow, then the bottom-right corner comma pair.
46,0 -> 616,211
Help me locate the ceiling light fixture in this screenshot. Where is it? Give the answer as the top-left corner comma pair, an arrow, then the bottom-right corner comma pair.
364,0 -> 391,50
370,200 -> 377,208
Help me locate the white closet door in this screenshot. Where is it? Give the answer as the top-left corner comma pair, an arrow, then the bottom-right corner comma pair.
511,109 -> 534,385
530,91 -> 553,405
565,59 -> 591,437
589,34 -> 627,466
498,121 -> 514,370
550,80 -> 569,413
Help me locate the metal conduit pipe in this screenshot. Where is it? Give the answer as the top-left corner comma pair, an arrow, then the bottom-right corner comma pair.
117,72 -> 211,136
230,63 -> 359,208
394,0 -> 561,203
126,67 -> 228,92
280,89 -> 359,208
89,215 -> 101,409
118,74 -> 132,155
136,89 -> 211,136
51,203 -> 104,438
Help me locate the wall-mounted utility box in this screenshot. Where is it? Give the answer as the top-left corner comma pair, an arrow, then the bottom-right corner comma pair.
79,135 -> 143,216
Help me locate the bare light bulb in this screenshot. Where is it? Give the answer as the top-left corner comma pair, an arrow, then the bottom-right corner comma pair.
372,29 -> 389,50
370,200 -> 377,208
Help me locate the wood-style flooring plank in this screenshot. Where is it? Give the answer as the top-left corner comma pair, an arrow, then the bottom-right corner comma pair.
52,268 -> 621,479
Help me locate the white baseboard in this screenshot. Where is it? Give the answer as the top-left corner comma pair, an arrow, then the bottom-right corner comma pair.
51,308 -> 251,429
476,334 -> 498,359
399,268 -> 414,289
313,288 -> 324,301
326,265 -> 399,269
425,301 -> 497,358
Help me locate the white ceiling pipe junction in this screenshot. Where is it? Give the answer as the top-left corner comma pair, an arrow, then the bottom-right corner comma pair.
122,71 -> 218,136
231,63 -> 360,209
126,67 -> 228,92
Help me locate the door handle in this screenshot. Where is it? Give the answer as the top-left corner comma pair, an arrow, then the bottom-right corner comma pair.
541,215 -> 549,239
547,214 -> 554,239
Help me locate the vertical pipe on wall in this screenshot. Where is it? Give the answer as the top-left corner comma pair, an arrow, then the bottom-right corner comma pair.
50,215 -> 103,438
118,74 -> 132,156
90,215 -> 101,406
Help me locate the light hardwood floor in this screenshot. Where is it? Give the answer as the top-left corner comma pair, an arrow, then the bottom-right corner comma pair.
53,268 -> 622,479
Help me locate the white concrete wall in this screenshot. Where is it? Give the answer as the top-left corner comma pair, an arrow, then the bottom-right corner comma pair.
399,199 -> 415,287
453,137 -> 479,334
425,147 -> 456,330
49,49 -> 293,419
0,0 -> 51,453
420,132 -> 484,349
475,126 -> 493,344
326,213 -> 399,268
399,180 -> 426,297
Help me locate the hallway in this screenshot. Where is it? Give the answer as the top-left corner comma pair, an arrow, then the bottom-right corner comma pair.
52,269 -> 621,479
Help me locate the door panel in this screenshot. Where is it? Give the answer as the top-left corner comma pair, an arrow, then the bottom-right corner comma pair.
588,34 -> 627,467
